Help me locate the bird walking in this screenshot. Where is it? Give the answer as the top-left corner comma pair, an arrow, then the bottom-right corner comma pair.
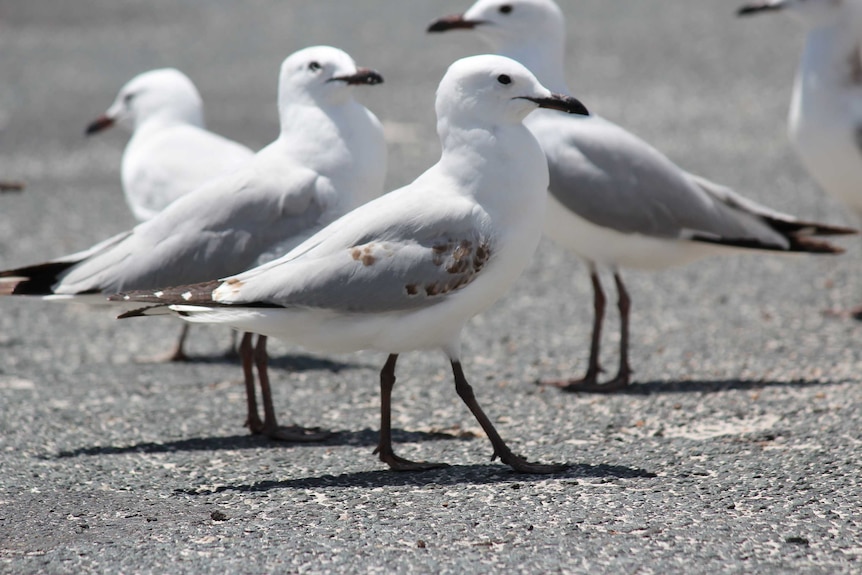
113,54 -> 589,473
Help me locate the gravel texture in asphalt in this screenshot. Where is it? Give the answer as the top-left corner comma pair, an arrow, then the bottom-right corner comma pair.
1,1 -> 861,573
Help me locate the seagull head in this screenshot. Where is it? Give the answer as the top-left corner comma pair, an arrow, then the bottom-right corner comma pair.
86,68 -> 204,136
278,46 -> 383,107
428,0 -> 565,53
436,54 -> 587,131
737,0 -> 849,26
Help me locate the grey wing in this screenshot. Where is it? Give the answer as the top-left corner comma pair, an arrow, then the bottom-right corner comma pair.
224,223 -> 493,314
54,166 -> 326,294
542,117 -> 787,246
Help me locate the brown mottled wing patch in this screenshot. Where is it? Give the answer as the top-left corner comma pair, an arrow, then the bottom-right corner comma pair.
418,239 -> 491,298
248,231 -> 495,314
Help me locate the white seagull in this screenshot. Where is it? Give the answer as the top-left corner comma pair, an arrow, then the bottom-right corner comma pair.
86,68 -> 254,222
86,68 -> 256,360
429,0 -> 856,392
1,46 -> 388,440
112,54 -> 589,473
737,0 -> 862,310
738,0 -> 862,218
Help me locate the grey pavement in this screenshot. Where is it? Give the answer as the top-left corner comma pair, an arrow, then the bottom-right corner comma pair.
1,1 -> 861,573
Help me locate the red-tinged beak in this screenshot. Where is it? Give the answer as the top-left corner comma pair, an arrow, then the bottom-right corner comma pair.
427,14 -> 484,33
85,114 -> 115,136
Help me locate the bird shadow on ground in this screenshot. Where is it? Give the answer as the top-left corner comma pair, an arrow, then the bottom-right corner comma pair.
49,427 -> 465,459
178,351 -> 371,373
174,462 -> 656,494
543,378 -> 835,396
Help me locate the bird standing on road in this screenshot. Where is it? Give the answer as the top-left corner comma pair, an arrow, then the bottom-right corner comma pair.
86,68 -> 256,361
1,46 -> 388,441
113,54 -> 589,473
430,0 -> 856,392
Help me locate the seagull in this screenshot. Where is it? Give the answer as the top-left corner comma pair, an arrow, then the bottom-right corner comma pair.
737,3 -> 862,225
86,68 -> 256,360
86,68 -> 254,222
0,46 -> 388,440
429,0 -> 856,392
112,54 -> 589,473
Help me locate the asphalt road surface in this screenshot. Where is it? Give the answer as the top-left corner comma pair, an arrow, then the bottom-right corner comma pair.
1,1 -> 861,573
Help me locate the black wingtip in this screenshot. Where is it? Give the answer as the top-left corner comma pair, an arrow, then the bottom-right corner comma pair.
117,305 -> 158,319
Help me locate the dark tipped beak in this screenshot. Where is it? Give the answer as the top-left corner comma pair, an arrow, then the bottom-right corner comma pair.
737,2 -> 784,16
427,14 -> 483,33
85,114 -> 115,136
521,94 -> 590,116
329,67 -> 384,86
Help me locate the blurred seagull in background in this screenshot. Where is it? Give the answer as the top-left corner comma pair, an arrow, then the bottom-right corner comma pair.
1,46 -> 387,440
430,0 -> 856,392
86,68 -> 256,360
86,68 -> 255,222
113,54 -> 589,473
738,0 -> 862,315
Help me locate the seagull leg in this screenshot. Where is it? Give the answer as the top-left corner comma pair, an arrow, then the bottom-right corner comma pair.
135,324 -> 191,363
599,272 -> 633,390
166,323 -> 191,362
240,332 -> 264,434
374,354 -> 447,471
223,329 -> 240,359
541,268 -> 605,391
254,335 -> 331,442
452,361 -> 566,474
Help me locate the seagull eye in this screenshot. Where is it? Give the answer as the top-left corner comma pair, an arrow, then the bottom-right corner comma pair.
308,61 -> 322,72
499,4 -> 513,14
123,93 -> 135,105
497,74 -> 512,85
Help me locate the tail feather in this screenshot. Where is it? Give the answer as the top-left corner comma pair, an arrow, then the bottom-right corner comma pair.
759,217 -> 857,238
691,232 -> 847,254
687,172 -> 858,246
0,261 -> 81,295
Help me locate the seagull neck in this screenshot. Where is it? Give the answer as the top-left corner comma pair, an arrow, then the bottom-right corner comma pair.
134,111 -> 203,136
438,122 -> 548,208
279,102 -> 333,143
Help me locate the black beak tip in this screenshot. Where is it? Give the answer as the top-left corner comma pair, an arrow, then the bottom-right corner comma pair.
365,71 -> 384,86
571,100 -> 590,116
427,20 -> 450,33
85,116 -> 114,136
427,14 -> 477,33
527,95 -> 590,116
